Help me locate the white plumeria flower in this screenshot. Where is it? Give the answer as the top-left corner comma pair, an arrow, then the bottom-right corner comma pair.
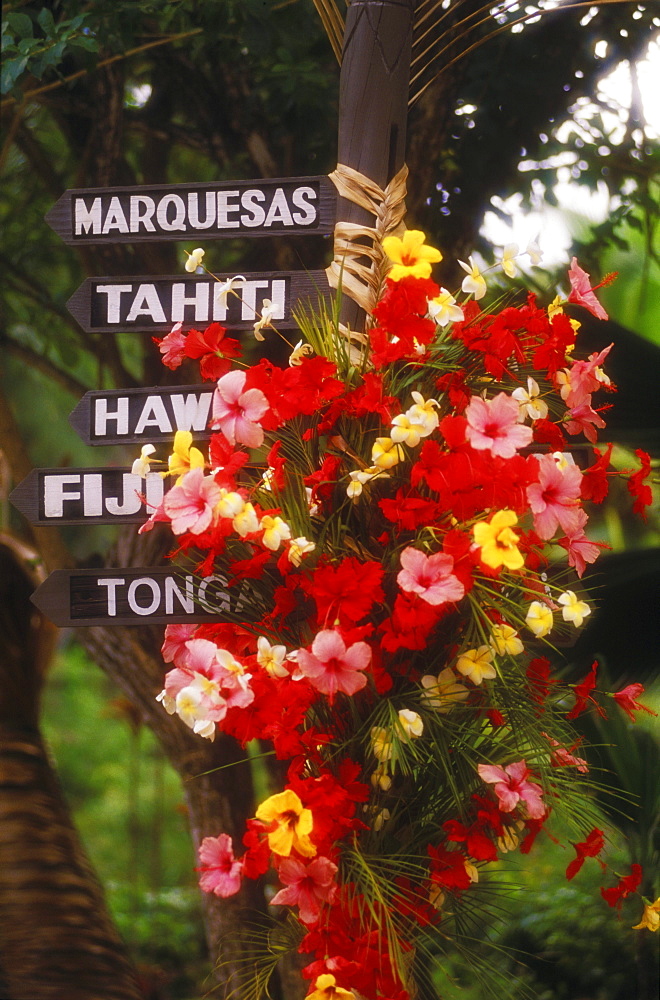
500,243 -> 519,278
260,515 -> 291,551
347,466 -> 389,498
289,340 -> 314,366
390,413 -> 427,448
253,298 -> 276,341
214,274 -> 247,307
233,502 -> 259,537
558,590 -> 591,627
185,247 -> 205,272
490,624 -> 524,656
458,256 -> 487,299
216,489 -> 246,519
257,636 -> 289,678
305,488 -> 320,516
408,391 -> 440,435
512,377 -> 548,421
397,709 -> 423,741
551,451 -> 576,470
525,238 -> 543,265
288,536 -> 316,566
131,443 -> 157,477
427,288 -> 464,327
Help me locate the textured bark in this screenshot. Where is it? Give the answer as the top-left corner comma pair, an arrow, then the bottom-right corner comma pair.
0,539 -> 142,1000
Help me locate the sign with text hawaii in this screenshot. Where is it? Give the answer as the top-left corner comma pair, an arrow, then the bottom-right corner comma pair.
45,176 -> 336,245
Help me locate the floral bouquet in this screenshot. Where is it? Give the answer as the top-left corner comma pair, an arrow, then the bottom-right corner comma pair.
137,230 -> 656,998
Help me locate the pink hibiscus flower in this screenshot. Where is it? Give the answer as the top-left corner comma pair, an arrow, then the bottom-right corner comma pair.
163,467 -> 221,535
270,855 -> 338,924
557,345 -> 613,409
526,454 -> 583,540
296,629 -> 371,699
397,547 -> 465,606
212,369 -> 268,447
477,759 -> 546,818
156,322 -> 187,369
564,400 -> 607,444
465,393 -> 533,458
567,258 -> 609,320
161,623 -> 197,664
197,833 -> 243,897
558,509 -> 606,577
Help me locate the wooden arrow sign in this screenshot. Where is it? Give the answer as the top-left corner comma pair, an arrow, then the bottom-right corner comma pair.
45,176 -> 336,245
66,270 -> 328,334
31,567 -> 229,627
10,467 -> 170,526
69,384 -> 214,446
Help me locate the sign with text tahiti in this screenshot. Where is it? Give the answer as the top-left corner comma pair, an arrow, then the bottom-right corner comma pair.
45,176 -> 336,245
31,567 -> 230,627
9,467 -> 170,526
66,270 -> 328,334
69,384 -> 214,447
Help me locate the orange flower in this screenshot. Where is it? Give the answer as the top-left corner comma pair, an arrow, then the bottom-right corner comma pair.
255,789 -> 316,857
305,974 -> 355,1000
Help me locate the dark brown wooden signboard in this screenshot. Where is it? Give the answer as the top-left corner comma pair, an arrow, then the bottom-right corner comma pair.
31,567 -> 229,627
45,176 -> 336,245
10,467 -> 170,526
69,384 -> 214,446
66,270 -> 329,334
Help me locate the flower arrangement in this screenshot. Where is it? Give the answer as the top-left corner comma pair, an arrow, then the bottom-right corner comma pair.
139,232 -> 656,998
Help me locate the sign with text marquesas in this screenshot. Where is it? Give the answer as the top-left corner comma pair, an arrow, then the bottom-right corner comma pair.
45,176 -> 336,245
31,567 -> 229,627
10,467 -> 170,525
66,270 -> 328,334
69,384 -> 214,446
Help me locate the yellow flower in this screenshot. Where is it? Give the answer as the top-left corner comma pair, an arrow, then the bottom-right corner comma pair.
371,437 -> 404,470
420,668 -> 469,713
260,515 -> 291,551
397,709 -> 423,740
473,510 -> 524,571
382,230 -> 442,281
168,430 -> 205,484
185,247 -> 205,272
558,590 -> 591,628
490,624 -> 524,656
526,601 -> 553,637
288,536 -> 316,566
500,243 -> 519,278
390,413 -> 427,448
632,898 -> 660,932
255,789 -> 316,858
455,645 -> 496,685
371,726 -> 393,762
305,973 -> 356,1000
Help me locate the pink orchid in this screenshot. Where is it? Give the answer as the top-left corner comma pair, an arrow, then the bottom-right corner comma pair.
526,454 -> 583,540
270,855 -> 338,924
477,759 -> 546,818
541,733 -> 589,773
197,833 -> 243,897
465,393 -> 533,459
564,400 -> 607,444
556,345 -> 613,409
212,369 -> 268,447
163,467 -> 221,535
156,323 -> 187,369
296,629 -> 371,699
567,258 -> 609,320
558,509 -> 606,577
183,638 -> 254,710
397,547 -> 465,606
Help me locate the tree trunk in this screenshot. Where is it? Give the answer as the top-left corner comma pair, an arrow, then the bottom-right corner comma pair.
0,538 -> 142,1000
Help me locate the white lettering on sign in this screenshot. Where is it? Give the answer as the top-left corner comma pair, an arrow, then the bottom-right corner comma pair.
90,391 -> 213,440
171,282 -> 210,324
95,574 -> 228,617
72,185 -> 320,236
126,284 -> 167,323
44,474 -> 81,517
42,472 -> 163,518
97,577 -> 125,616
94,397 -> 130,436
96,284 -> 132,323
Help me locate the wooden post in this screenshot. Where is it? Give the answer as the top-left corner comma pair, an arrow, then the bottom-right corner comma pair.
337,0 -> 416,329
